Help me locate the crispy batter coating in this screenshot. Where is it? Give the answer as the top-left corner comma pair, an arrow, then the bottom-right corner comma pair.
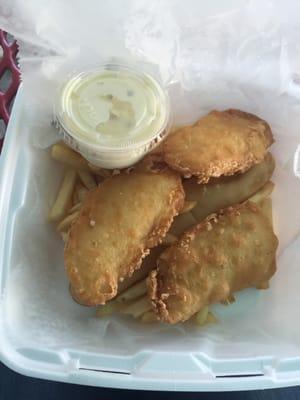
148,202 -> 278,324
65,169 -> 184,306
69,246 -> 163,306
162,109 -> 274,183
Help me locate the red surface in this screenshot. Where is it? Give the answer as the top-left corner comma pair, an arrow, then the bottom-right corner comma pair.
0,30 -> 20,152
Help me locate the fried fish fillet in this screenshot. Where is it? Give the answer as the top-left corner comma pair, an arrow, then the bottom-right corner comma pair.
162,109 -> 274,183
117,246 -> 164,295
148,202 -> 278,324
69,245 -> 163,306
65,169 -> 184,306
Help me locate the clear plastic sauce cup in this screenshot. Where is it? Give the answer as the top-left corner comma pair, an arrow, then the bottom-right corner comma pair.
53,64 -> 170,168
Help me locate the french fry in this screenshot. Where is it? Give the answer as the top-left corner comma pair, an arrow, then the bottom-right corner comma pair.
117,279 -> 147,303
72,187 -> 79,205
184,152 -> 275,222
66,197 -> 73,212
140,311 -> 158,323
88,163 -> 112,178
75,183 -> 89,202
51,143 -> 89,171
57,211 -> 79,232
61,231 -> 69,243
120,296 -> 151,318
180,200 -> 197,214
194,306 -> 209,326
48,169 -> 77,222
169,212 -> 197,237
96,299 -> 124,317
78,170 -> 97,190
68,202 -> 82,214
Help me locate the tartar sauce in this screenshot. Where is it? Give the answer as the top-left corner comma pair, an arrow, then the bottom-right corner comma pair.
54,65 -> 170,168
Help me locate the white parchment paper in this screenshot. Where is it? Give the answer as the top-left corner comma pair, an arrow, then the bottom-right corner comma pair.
1,0 -> 300,362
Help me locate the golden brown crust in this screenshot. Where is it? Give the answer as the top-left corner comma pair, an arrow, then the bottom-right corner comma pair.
148,201 -> 278,324
162,109 -> 274,183
64,168 -> 185,306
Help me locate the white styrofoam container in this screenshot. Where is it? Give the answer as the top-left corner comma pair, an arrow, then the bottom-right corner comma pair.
1,87 -> 300,391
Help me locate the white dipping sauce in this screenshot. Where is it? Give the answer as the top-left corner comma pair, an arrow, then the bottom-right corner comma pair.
54,65 -> 170,168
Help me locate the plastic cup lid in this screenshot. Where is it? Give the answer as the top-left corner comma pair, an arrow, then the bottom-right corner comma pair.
54,64 -> 170,151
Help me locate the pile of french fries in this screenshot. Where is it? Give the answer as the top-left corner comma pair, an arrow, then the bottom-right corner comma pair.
48,142 -> 111,241
96,277 -> 219,325
96,279 -> 157,323
49,142 -> 274,326
48,142 -> 189,245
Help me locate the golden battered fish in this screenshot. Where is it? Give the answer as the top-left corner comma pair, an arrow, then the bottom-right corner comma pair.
148,201 -> 278,324
65,169 -> 184,306
162,109 -> 274,183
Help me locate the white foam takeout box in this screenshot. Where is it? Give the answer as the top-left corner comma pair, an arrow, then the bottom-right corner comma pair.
0,84 -> 300,391
1,0 -> 300,391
